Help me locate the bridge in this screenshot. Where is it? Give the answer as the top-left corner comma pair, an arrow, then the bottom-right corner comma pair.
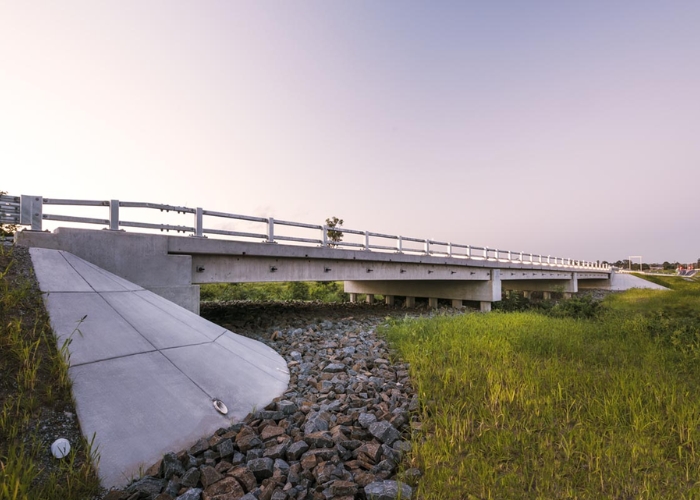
3,193 -> 614,313
2,193 -> 652,488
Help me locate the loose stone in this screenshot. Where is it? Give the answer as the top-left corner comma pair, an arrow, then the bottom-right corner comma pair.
107,308 -> 425,500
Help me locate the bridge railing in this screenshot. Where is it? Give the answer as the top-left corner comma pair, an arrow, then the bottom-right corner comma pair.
0,194 -> 610,270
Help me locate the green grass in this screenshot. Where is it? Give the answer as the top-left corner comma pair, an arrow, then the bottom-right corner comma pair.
385,282 -> 700,499
201,280 -> 349,303
0,245 -> 101,500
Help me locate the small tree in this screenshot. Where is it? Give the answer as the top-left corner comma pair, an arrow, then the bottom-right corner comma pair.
325,217 -> 344,248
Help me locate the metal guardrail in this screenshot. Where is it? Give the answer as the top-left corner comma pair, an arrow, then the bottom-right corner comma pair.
0,194 -> 610,270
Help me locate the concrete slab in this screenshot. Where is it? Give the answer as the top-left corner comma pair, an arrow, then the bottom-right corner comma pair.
70,351 -> 227,487
161,343 -> 289,421
215,331 -> 291,378
29,248 -> 93,292
29,248 -> 290,489
43,292 -> 155,366
578,272 -> 669,291
61,251 -> 143,292
135,290 -> 225,341
100,292 -> 213,349
610,273 -> 668,290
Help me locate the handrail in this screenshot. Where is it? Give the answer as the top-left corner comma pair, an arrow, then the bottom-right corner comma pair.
0,194 -> 611,270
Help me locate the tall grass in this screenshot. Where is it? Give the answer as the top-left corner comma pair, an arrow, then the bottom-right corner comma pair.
0,245 -> 101,499
386,284 -> 700,499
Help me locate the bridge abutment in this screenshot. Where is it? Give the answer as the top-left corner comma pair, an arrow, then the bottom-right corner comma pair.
16,228 -> 201,313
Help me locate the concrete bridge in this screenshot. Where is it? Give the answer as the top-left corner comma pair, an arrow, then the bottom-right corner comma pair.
1,193 -> 648,487
3,194 -> 614,313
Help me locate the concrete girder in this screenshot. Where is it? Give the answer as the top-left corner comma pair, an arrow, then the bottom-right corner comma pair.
502,275 -> 578,294
190,255 -> 493,284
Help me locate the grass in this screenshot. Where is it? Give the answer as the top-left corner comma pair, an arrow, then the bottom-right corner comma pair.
385,281 -> 700,499
0,245 -> 101,500
201,280 -> 349,303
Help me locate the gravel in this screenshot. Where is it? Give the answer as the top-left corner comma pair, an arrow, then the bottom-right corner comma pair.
100,302 -> 440,499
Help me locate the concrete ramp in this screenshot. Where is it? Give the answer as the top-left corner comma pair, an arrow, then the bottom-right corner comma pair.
29,248 -> 289,488
607,273 -> 669,291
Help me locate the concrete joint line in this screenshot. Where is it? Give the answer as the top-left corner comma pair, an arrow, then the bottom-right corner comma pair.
70,349 -> 159,368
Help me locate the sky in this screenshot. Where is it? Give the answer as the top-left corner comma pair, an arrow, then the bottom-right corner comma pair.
1,1 -> 699,264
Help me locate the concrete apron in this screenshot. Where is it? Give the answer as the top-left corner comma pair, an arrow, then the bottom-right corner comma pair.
29,248 -> 289,489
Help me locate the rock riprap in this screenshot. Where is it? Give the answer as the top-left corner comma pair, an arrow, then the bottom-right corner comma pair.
103,314 -> 421,500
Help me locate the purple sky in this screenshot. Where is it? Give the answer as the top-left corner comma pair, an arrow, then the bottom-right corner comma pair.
2,1 -> 699,263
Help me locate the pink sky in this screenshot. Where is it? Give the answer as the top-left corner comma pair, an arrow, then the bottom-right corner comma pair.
2,1 -> 699,263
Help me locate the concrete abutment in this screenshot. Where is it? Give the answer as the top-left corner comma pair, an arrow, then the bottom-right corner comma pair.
17,228 -> 200,313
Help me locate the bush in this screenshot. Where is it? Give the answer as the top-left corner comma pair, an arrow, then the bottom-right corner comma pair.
286,281 -> 310,301
546,294 -> 601,320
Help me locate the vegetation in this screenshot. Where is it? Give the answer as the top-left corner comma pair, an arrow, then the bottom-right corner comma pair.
0,191 -> 17,239
494,293 -> 602,320
325,216 -> 344,247
0,245 -> 100,499
385,281 -> 700,499
201,280 -> 348,303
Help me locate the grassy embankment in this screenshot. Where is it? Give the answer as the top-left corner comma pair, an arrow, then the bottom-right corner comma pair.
0,245 -> 100,500
386,277 -> 700,499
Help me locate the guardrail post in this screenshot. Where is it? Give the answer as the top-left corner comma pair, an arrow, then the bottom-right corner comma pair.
109,200 -> 120,230
195,207 -> 203,237
484,246 -> 489,260
447,242 -> 452,257
321,225 -> 328,247
507,250 -> 511,262
364,231 -> 369,250
466,245 -> 471,258
494,249 -> 499,260
267,217 -> 275,243
424,239 -> 430,255
20,195 -> 43,231
397,236 -> 403,253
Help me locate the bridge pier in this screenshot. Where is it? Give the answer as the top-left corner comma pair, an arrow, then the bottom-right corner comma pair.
404,296 -> 416,308
385,295 -> 395,306
349,293 -> 358,303
452,299 -> 463,309
344,270 -> 501,312
480,301 -> 492,312
366,294 -> 375,304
